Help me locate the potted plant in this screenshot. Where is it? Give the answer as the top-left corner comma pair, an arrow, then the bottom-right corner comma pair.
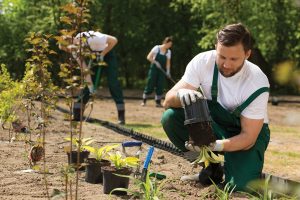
110,166 -> 167,199
82,144 -> 119,184
64,137 -> 94,169
102,151 -> 140,195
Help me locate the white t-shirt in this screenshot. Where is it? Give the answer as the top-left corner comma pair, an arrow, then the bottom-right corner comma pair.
150,45 -> 171,59
76,31 -> 108,51
182,50 -> 269,123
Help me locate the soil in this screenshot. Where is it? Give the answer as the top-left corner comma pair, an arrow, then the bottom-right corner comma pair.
0,89 -> 300,200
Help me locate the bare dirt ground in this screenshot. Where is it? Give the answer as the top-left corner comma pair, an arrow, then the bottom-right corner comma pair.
0,89 -> 300,200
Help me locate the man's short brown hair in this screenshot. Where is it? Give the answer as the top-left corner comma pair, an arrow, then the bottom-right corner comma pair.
216,23 -> 252,52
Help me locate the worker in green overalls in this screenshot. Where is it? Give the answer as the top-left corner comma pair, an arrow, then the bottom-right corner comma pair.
141,36 -> 173,107
59,31 -> 125,124
161,23 -> 270,191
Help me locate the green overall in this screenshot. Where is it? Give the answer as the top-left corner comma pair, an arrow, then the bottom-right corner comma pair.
161,64 -> 270,191
143,48 -> 167,98
77,50 -> 124,110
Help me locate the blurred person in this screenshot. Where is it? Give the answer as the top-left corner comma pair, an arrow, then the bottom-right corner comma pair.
141,36 -> 173,107
59,31 -> 125,124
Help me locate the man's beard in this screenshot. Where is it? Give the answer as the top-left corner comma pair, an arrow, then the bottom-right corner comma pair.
219,61 -> 244,77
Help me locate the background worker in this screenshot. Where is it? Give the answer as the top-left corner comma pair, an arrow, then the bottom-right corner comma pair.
141,36 -> 173,107
161,23 -> 270,191
60,31 -> 125,124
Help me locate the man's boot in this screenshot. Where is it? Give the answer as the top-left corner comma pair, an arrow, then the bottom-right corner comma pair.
198,163 -> 224,186
141,98 -> 147,106
141,93 -> 147,106
155,99 -> 162,107
73,102 -> 84,121
118,110 -> 125,125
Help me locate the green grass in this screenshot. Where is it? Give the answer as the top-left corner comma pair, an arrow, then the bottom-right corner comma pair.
269,125 -> 300,135
268,150 -> 300,158
125,123 -> 168,140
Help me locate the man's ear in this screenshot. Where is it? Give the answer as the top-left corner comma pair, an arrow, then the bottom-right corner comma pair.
245,49 -> 252,59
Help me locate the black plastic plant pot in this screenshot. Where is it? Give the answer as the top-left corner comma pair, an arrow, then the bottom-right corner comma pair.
85,158 -> 111,184
184,97 -> 216,146
101,166 -> 132,195
67,150 -> 90,170
186,122 -> 216,146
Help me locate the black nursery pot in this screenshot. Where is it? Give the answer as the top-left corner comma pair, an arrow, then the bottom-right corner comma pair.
67,150 -> 90,170
184,97 -> 216,146
101,166 -> 132,195
85,158 -> 111,184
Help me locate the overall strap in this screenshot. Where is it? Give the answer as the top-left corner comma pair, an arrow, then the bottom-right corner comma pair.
232,87 -> 269,117
211,63 -> 218,102
157,46 -> 168,55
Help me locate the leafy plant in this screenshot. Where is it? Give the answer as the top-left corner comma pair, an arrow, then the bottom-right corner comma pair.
0,64 -> 25,141
192,146 -> 224,168
107,151 -> 140,170
110,166 -> 166,200
242,174 -> 299,200
21,31 -> 59,199
64,137 -> 95,152
213,181 -> 236,200
83,143 -> 119,161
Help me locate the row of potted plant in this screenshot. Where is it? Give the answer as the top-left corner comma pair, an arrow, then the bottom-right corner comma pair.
64,137 -> 140,195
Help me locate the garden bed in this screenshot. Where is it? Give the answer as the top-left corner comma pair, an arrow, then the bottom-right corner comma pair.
0,90 -> 300,199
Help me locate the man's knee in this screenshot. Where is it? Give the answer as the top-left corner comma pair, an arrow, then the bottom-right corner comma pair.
161,108 -> 176,128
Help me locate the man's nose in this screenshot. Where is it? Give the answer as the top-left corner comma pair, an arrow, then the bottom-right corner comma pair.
223,60 -> 231,68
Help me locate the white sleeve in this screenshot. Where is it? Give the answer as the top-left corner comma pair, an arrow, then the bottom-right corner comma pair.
241,92 -> 269,120
150,45 -> 159,54
166,50 -> 171,59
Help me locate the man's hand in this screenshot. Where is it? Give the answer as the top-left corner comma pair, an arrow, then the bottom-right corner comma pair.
177,88 -> 203,106
166,68 -> 171,78
96,54 -> 104,62
185,140 -> 226,152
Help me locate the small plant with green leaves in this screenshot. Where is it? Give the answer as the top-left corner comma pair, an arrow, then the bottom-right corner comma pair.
107,151 -> 140,170
213,180 -> 236,200
64,137 -> 95,152
192,146 -> 224,168
83,143 -> 119,161
244,175 -> 299,200
0,64 -> 25,141
110,166 -> 166,200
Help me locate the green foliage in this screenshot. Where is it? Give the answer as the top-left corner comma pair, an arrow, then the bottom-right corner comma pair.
82,143 -> 119,161
0,64 -> 24,124
1,0 -> 300,94
64,137 -> 95,152
213,181 -> 236,200
245,175 -> 299,200
0,64 -> 14,91
107,151 -> 140,170
23,32 -> 58,99
110,167 -> 166,200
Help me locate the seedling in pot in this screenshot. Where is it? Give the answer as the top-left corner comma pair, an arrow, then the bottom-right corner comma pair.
83,143 -> 120,161
64,137 -> 95,152
102,151 -> 140,195
107,151 -> 140,170
109,165 -> 167,199
64,137 -> 94,168
83,144 -> 119,184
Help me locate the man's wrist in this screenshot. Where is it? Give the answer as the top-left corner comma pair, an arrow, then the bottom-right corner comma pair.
212,139 -> 228,151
